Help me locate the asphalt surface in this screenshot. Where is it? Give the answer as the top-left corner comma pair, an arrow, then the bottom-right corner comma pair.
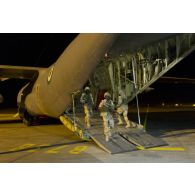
1,108 -> 195,162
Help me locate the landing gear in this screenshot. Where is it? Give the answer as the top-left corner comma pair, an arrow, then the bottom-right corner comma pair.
19,108 -> 38,126
23,116 -> 32,126
23,111 -> 33,126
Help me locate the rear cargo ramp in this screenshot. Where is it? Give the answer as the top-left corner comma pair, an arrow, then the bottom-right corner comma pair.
60,113 -> 167,154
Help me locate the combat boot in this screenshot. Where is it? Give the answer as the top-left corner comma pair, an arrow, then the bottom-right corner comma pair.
105,135 -> 110,142
124,117 -> 130,128
86,122 -> 91,128
125,121 -> 130,128
117,118 -> 123,125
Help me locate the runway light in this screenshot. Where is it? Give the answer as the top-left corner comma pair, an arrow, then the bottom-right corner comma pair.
175,103 -> 179,107
193,104 -> 195,107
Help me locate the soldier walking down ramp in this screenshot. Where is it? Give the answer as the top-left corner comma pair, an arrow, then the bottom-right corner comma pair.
98,92 -> 115,142
80,86 -> 94,128
116,90 -> 131,128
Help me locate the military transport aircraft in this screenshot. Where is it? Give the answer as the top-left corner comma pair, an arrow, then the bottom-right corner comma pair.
0,33 -> 195,153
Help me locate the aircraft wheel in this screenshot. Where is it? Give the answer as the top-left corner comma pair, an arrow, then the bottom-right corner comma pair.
23,112 -> 33,126
23,117 -> 32,126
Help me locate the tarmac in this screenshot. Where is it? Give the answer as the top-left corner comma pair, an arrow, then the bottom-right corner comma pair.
1,107 -> 195,162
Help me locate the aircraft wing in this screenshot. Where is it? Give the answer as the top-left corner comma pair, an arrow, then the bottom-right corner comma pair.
0,65 -> 46,79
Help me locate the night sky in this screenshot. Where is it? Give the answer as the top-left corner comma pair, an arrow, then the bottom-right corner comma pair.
0,33 -> 78,67
0,33 -> 195,107
0,33 -> 78,107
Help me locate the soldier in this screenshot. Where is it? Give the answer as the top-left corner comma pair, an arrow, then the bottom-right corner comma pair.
116,90 -> 131,128
99,92 -> 115,142
80,86 -> 94,128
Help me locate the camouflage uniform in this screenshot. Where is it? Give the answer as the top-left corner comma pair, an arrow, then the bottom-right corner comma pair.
80,87 -> 94,128
116,91 -> 131,128
99,92 -> 114,141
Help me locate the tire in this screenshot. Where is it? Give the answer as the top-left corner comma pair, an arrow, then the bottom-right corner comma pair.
23,112 -> 33,126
